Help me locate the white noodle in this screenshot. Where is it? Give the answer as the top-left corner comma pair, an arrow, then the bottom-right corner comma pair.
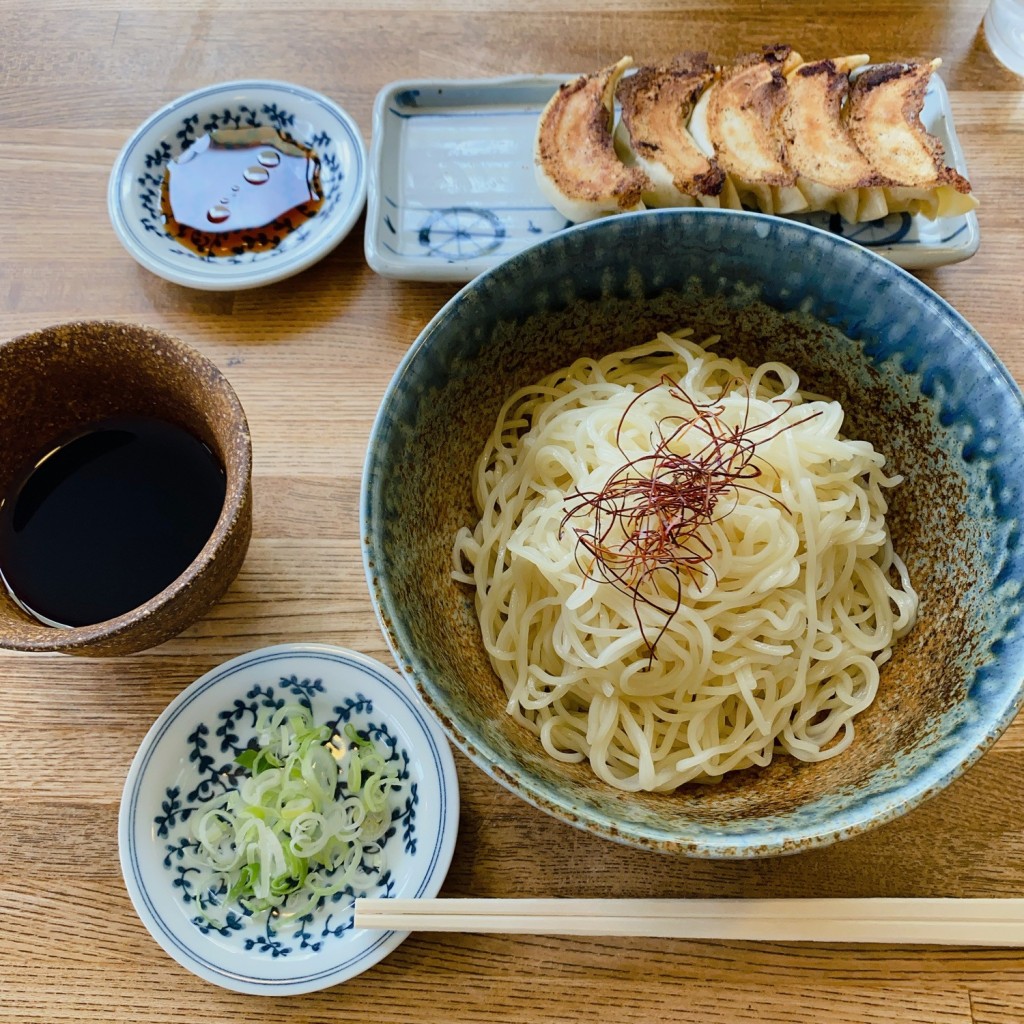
453,330 -> 919,792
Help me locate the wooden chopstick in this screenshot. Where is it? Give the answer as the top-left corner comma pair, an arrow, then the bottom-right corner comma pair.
353,898 -> 1024,946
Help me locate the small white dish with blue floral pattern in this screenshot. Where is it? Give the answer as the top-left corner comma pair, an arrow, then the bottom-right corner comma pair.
108,80 -> 367,290
118,643 -> 459,994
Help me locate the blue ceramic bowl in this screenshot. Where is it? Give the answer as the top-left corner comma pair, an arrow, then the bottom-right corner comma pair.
362,208 -> 1024,857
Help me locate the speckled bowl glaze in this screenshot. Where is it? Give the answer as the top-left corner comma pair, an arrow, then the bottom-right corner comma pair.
362,208 -> 1024,857
0,321 -> 252,656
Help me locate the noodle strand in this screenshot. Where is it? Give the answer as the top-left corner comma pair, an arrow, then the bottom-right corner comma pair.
453,331 -> 918,792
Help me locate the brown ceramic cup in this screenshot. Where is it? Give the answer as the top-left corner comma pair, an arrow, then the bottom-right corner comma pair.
0,321 -> 252,656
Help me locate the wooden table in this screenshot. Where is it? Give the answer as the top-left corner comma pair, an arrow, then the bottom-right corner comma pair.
2,2 -> 1023,1021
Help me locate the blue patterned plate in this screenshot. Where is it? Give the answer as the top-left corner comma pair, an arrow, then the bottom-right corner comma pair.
118,644 -> 458,994
108,80 -> 367,290
364,71 -> 978,282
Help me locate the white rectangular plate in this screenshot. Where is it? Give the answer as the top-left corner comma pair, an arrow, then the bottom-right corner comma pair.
364,72 -> 979,283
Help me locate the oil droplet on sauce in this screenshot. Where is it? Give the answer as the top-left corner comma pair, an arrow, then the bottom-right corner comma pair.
243,165 -> 271,185
160,127 -> 324,257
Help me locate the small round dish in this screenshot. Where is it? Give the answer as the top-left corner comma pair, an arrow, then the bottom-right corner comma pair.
119,643 -> 459,995
108,80 -> 367,290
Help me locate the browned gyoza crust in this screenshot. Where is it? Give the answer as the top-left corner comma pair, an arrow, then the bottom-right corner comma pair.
707,44 -> 795,187
782,59 -> 881,191
616,54 -> 725,198
535,59 -> 648,210
846,61 -> 972,192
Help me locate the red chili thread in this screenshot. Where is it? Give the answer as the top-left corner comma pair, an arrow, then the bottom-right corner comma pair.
560,375 -> 820,665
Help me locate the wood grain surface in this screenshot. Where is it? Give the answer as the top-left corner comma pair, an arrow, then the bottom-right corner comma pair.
2,2 -> 1024,1021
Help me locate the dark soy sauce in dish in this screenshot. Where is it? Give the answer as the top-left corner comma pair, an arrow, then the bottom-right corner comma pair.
0,416 -> 226,627
160,127 -> 324,258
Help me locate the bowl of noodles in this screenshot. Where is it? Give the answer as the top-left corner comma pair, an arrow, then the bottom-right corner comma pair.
362,208 -> 1024,856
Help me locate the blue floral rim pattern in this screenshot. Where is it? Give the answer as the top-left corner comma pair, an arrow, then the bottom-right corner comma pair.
119,644 -> 458,994
133,103 -> 348,267
155,675 -> 416,957
109,81 -> 367,289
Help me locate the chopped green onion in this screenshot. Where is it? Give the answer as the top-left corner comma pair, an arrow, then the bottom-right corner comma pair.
190,704 -> 401,927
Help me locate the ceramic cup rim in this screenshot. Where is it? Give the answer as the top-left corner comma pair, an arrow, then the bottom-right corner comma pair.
0,319 -> 252,653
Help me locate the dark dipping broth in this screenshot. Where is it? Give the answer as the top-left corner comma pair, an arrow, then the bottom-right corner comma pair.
0,416 -> 226,627
160,126 -> 323,257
